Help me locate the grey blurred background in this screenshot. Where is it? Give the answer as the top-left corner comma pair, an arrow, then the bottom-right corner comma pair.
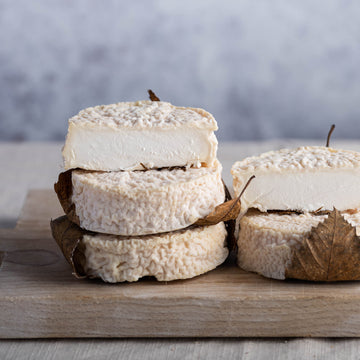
1,0 -> 360,142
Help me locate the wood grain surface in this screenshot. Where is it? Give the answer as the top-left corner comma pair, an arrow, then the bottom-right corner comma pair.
1,189 -> 360,338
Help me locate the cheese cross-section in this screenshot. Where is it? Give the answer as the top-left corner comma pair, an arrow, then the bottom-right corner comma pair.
231,146 -> 360,212
62,100 -> 218,171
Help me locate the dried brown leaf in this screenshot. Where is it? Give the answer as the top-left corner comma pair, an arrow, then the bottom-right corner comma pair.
222,181 -> 237,251
267,209 -> 330,216
285,208 -> 360,281
54,170 -> 80,225
194,175 -> 255,227
148,89 -> 160,101
50,216 -> 87,278
194,195 -> 241,227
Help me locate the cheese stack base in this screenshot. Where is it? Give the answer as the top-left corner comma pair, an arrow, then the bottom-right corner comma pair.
237,209 -> 360,280
55,163 -> 228,282
84,223 -> 228,283
78,220 -> 227,283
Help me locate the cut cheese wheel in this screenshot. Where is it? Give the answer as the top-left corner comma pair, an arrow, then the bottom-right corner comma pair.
231,146 -> 360,212
60,161 -> 225,236
51,216 -> 228,283
237,209 -> 360,280
62,100 -> 218,171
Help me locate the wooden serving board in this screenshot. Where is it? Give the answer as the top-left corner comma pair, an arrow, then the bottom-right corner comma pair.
2,190 -> 360,338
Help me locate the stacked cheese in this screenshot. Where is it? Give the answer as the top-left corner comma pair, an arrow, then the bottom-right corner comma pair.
231,146 -> 360,280
52,100 -> 229,282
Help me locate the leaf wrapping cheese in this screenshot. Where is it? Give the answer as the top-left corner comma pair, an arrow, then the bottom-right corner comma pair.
285,208 -> 360,281
238,207 -> 360,281
50,216 -> 87,278
54,170 -> 80,226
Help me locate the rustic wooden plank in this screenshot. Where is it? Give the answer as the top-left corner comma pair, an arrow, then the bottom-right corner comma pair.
1,190 -> 360,338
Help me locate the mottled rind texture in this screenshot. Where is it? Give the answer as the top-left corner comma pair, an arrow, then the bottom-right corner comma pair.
237,209 -> 360,280
71,162 -> 225,236
232,146 -> 360,173
68,100 -> 218,130
51,215 -> 228,283
84,222 -> 228,282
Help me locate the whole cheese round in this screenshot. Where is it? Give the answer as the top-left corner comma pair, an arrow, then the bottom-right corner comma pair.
237,209 -> 360,280
82,222 -> 228,282
70,161 -> 225,236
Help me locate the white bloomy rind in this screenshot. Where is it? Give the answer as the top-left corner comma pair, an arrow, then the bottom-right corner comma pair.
83,222 -> 228,282
237,210 -> 360,280
231,146 -> 360,212
71,161 -> 225,236
62,100 -> 218,171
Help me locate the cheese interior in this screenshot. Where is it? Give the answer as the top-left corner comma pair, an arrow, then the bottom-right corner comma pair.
62,100 -> 218,171
234,169 -> 360,212
63,125 -> 217,171
232,146 -> 360,212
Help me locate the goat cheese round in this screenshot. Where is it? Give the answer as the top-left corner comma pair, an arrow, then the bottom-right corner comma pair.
82,222 -> 228,282
62,100 -> 218,171
232,146 -> 360,212
237,209 -> 360,280
71,161 -> 225,236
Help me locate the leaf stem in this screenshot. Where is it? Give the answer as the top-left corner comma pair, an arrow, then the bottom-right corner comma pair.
326,124 -> 335,147
238,175 -> 255,200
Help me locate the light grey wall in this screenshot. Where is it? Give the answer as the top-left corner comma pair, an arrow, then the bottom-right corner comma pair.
1,0 -> 360,141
